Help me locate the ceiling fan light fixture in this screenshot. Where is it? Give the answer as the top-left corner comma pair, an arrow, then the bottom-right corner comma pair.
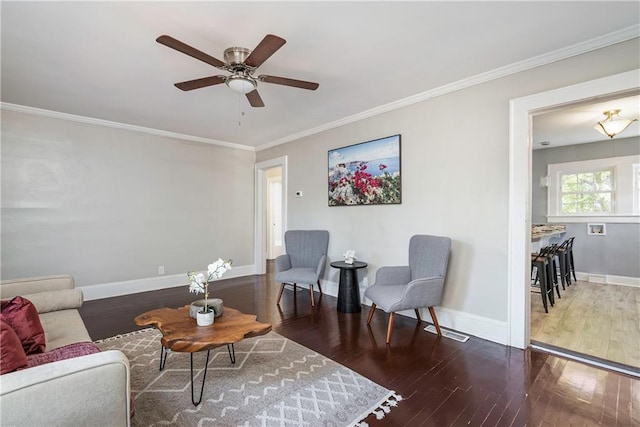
594,109 -> 638,139
226,75 -> 256,94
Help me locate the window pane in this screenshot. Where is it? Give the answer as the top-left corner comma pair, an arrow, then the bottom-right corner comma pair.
595,171 -> 612,190
559,168 -> 614,214
561,174 -> 577,192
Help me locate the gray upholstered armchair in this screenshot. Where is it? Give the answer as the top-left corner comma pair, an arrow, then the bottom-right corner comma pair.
365,234 -> 451,343
275,230 -> 329,307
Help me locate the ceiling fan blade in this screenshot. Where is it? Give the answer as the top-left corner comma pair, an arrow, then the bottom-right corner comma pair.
156,35 -> 226,68
259,75 -> 319,90
244,34 -> 286,68
246,90 -> 265,107
174,76 -> 226,91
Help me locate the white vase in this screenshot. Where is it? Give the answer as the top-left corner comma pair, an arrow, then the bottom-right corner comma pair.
196,309 -> 215,326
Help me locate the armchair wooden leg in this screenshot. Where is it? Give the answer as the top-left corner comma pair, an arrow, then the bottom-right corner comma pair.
386,313 -> 395,344
428,307 -> 442,336
414,309 -> 422,322
276,283 -> 286,305
309,285 -> 315,307
317,280 -> 323,295
366,304 -> 376,325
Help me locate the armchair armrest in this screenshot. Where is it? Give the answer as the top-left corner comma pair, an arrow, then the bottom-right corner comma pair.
374,266 -> 411,286
401,276 -> 446,308
0,350 -> 131,427
275,254 -> 291,273
315,254 -> 327,278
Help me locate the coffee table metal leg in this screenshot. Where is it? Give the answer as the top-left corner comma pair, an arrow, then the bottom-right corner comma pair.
227,343 -> 236,364
159,345 -> 169,371
190,350 -> 211,406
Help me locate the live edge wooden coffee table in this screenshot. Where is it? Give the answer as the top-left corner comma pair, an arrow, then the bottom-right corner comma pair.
134,306 -> 271,405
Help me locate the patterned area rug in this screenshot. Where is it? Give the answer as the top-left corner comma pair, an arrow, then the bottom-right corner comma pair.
96,329 -> 401,426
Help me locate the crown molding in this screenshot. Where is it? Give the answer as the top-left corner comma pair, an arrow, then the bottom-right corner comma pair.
0,102 -> 255,152
256,24 -> 640,152
2,24 -> 637,154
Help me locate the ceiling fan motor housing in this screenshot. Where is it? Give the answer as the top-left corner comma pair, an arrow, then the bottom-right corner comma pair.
224,47 -> 252,67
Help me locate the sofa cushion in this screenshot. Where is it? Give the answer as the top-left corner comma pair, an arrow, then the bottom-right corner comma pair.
0,296 -> 46,354
39,309 -> 92,350
1,319 -> 29,374
27,341 -> 101,368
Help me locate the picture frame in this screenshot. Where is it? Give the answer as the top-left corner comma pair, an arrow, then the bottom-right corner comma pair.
328,134 -> 401,206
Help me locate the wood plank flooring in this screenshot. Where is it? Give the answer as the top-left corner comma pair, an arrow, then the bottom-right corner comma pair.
81,269 -> 640,426
531,280 -> 640,369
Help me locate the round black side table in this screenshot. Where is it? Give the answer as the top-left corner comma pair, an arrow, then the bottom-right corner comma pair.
330,261 -> 367,313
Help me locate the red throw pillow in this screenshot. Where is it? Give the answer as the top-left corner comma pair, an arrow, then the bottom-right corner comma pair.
0,296 -> 46,354
1,319 -> 29,374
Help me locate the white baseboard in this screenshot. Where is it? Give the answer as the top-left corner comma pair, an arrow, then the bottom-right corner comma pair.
575,271 -> 640,288
88,271 -> 508,345
416,306 -> 508,345
80,265 -> 256,301
322,279 -> 508,346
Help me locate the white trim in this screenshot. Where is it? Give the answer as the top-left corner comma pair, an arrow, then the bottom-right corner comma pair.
323,279 -> 508,345
80,265 -> 256,301
254,157 -> 288,275
548,215 -> 640,224
425,306 -> 508,345
547,155 -> 640,219
361,301 -> 508,345
256,25 -> 640,152
0,102 -> 255,152
508,69 -> 640,350
575,271 -> 640,287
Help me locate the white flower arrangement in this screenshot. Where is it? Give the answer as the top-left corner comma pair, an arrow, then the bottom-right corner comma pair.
188,258 -> 232,313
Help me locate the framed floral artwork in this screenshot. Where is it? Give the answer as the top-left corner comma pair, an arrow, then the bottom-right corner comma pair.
328,134 -> 401,206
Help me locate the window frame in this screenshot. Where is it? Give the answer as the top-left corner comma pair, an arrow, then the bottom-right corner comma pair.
546,154 -> 640,223
558,168 -> 615,214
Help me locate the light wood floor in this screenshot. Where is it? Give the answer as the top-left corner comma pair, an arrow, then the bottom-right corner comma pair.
531,279 -> 640,369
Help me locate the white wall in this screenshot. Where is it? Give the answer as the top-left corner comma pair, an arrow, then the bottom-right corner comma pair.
256,38 -> 640,342
1,110 -> 256,293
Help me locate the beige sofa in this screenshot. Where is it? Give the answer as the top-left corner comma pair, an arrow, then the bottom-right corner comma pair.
0,275 -> 131,427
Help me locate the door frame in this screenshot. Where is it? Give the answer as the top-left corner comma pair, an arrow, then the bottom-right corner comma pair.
507,69 -> 639,349
255,156 -> 288,275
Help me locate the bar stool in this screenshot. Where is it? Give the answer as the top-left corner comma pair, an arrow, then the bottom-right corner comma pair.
567,237 -> 577,282
531,250 -> 555,313
555,239 -> 572,288
541,244 -> 562,300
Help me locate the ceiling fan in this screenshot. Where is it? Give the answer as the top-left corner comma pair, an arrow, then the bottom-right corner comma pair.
156,34 -> 319,107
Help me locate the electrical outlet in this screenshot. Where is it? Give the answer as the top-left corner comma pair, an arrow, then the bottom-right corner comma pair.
158,266 -> 165,275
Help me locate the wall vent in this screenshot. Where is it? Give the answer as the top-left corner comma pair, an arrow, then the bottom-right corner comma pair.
424,325 -> 469,342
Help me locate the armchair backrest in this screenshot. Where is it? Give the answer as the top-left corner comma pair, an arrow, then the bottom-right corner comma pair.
284,230 -> 329,269
409,235 -> 451,280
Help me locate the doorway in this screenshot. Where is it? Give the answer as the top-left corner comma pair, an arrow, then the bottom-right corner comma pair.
266,167 -> 283,259
255,156 -> 288,275
528,94 -> 640,374
507,69 -> 639,360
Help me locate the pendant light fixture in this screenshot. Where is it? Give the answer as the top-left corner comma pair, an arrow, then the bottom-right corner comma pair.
594,109 -> 638,139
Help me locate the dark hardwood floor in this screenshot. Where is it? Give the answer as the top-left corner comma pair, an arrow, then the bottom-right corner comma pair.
81,267 -> 639,426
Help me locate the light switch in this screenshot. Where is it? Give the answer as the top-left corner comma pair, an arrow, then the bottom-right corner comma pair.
295,191 -> 303,198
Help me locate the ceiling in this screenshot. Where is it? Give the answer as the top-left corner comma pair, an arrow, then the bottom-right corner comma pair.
2,2 -> 639,150
533,93 -> 640,150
